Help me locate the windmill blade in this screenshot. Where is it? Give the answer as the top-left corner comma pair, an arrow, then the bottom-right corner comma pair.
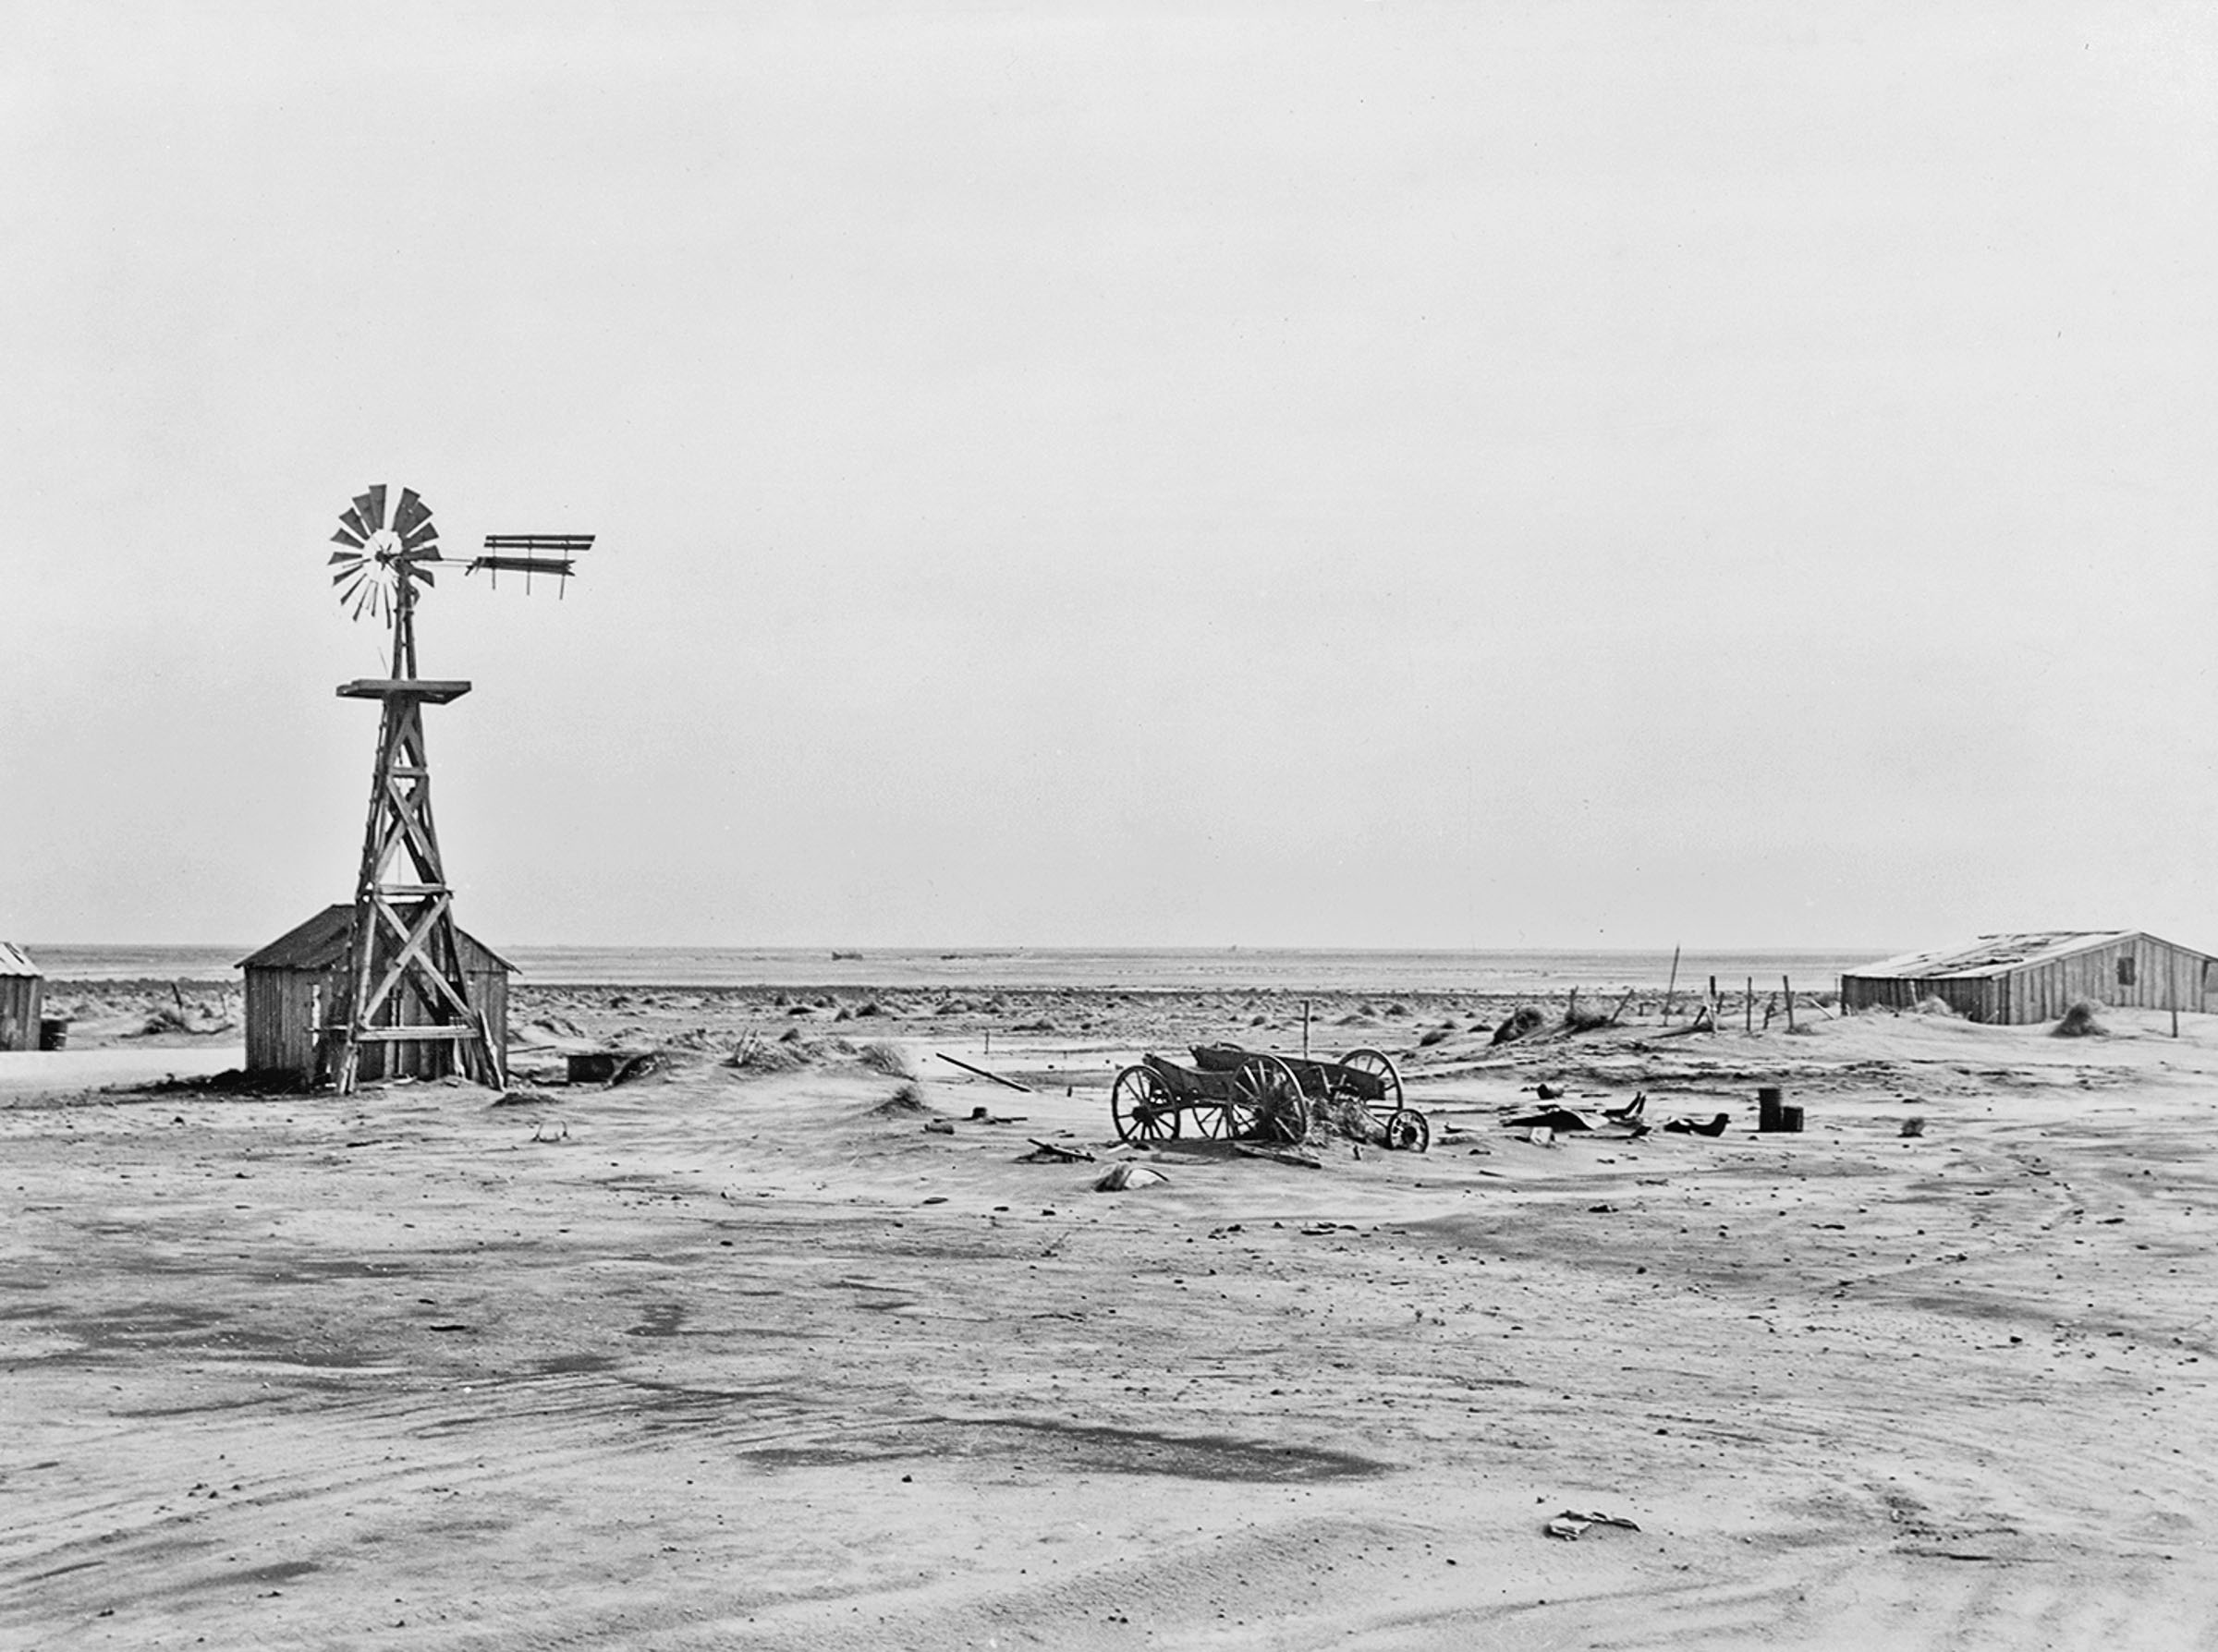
411,565 -> 437,589
353,486 -> 386,534
392,487 -> 433,538
400,520 -> 442,553
328,549 -> 363,566
332,522 -> 367,549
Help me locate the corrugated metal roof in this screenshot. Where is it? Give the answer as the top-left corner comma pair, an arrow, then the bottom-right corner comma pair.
237,905 -> 516,974
1843,930 -> 2204,980
0,941 -> 41,977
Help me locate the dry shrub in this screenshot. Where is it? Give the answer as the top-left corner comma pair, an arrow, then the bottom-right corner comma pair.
1909,996 -> 1958,1017
870,1080 -> 931,1115
2053,1001 -> 2108,1038
856,1040 -> 915,1078
728,1036 -> 809,1075
1562,1005 -> 1613,1034
1308,1091 -> 1380,1145
1491,1005 -> 1548,1045
1418,1024 -> 1453,1047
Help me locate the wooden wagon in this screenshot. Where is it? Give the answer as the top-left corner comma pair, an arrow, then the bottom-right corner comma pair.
1108,1044 -> 1428,1151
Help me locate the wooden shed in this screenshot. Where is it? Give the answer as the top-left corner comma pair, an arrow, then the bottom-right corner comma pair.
1840,930 -> 2218,1026
0,941 -> 43,1051
238,905 -> 513,1085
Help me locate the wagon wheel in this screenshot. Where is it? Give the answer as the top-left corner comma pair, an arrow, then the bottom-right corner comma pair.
1110,1065 -> 1179,1146
1228,1055 -> 1309,1145
1334,1047 -> 1405,1111
1382,1107 -> 1431,1153
1188,1092 -> 1232,1139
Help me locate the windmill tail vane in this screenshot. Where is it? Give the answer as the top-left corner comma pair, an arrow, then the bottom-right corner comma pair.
469,533 -> 594,597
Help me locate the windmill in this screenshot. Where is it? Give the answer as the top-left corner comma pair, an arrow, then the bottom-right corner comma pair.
319,483 -> 590,1094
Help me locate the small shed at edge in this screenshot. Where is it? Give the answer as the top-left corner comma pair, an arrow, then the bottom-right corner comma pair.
0,941 -> 43,1051
238,905 -> 513,1085
1840,930 -> 2218,1025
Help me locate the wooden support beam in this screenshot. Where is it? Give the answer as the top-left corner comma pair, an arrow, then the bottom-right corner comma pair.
337,678 -> 472,703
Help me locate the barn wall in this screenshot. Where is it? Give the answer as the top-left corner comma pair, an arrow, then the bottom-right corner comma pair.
0,977 -> 43,1051
1841,975 -> 1993,1018
244,968 -> 325,1079
1851,938 -> 2218,1027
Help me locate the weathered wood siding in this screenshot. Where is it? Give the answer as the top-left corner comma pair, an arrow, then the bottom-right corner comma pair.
243,947 -> 508,1084
0,976 -> 43,1051
1843,935 -> 2218,1026
243,969 -> 323,1077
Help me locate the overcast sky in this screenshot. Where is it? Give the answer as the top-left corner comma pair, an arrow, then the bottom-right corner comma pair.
3,3 -> 2212,952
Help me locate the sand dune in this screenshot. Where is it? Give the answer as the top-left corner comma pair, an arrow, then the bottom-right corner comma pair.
4,983 -> 2212,1647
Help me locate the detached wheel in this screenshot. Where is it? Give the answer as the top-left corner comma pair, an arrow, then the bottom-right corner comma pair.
1334,1047 -> 1405,1109
1382,1108 -> 1431,1153
1229,1056 -> 1309,1144
1110,1065 -> 1178,1145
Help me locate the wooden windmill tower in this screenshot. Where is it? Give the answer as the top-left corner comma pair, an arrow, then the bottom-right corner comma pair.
320,483 -> 590,1094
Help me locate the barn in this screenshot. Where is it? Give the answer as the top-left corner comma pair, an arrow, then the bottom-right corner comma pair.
238,905 -> 513,1085
1840,930 -> 2218,1026
0,941 -> 44,1051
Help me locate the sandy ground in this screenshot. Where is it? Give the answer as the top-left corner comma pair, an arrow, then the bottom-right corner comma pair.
4,981 -> 2215,1649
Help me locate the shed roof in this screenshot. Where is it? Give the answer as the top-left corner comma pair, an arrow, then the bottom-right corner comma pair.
0,941 -> 41,978
237,905 -> 516,974
1845,930 -> 2211,980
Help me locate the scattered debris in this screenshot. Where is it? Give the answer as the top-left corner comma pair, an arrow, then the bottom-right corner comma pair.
1544,1510 -> 1640,1541
1505,1106 -> 1597,1132
1901,1116 -> 1927,1137
529,1119 -> 571,1143
1233,1142 -> 1324,1170
969,1105 -> 1026,1124
566,1051 -> 660,1087
1093,1162 -> 1167,1192
1020,1138 -> 1095,1163
935,1051 -> 1034,1093
1662,1113 -> 1732,1136
922,1119 -> 956,1136
1535,1081 -> 1565,1100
